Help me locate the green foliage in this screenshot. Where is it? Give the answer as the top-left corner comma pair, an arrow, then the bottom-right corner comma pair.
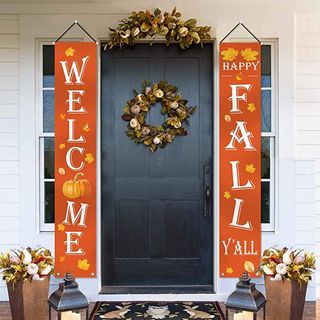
105,7 -> 212,50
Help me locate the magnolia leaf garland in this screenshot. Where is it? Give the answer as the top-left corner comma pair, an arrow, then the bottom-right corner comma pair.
121,80 -> 196,152
105,7 -> 212,50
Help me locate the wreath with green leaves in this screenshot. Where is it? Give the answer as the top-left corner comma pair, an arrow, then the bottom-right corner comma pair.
121,80 -> 197,152
105,7 -> 211,50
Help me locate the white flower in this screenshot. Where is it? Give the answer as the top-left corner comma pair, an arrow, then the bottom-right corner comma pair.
159,26 -> 169,35
27,263 -> 39,275
40,265 -> 51,275
136,94 -> 143,101
155,89 -> 164,98
153,137 -> 161,145
131,27 -> 140,37
169,101 -> 179,109
130,105 -> 141,115
9,255 -> 20,264
294,255 -> 304,264
270,273 -> 282,281
178,27 -> 189,37
145,86 -> 152,95
276,263 -> 288,275
191,32 -> 201,44
120,29 -> 131,39
263,265 -> 274,275
130,118 -> 139,128
22,249 -> 32,265
283,250 -> 293,265
32,274 -> 44,281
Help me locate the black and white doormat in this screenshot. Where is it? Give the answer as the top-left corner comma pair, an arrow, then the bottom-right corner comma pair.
90,302 -> 225,320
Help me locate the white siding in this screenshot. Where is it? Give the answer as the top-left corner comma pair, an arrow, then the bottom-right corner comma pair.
316,159 -> 320,300
0,14 -> 19,301
294,13 -> 320,300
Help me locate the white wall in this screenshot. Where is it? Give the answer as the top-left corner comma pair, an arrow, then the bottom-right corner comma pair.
294,13 -> 320,300
0,13 -> 20,301
0,0 -> 319,301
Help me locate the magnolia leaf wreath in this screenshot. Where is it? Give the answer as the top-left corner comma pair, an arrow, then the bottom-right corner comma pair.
105,7 -> 211,50
121,80 -> 197,152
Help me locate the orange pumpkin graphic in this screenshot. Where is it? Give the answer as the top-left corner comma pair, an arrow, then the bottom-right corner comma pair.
62,173 -> 91,199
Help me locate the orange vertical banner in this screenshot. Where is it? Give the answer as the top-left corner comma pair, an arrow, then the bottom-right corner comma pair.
219,43 -> 261,278
54,42 -> 96,278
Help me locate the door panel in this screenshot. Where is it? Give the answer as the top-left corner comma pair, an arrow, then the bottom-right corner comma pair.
101,44 -> 213,292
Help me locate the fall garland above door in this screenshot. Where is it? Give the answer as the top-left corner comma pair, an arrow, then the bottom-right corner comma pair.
106,8 -> 211,152
105,7 -> 212,49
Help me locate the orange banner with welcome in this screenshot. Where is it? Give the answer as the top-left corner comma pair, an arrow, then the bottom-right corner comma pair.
54,42 -> 96,278
219,43 -> 261,278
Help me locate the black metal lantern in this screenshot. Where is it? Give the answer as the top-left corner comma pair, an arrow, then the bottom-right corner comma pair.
48,272 -> 89,320
225,272 -> 266,320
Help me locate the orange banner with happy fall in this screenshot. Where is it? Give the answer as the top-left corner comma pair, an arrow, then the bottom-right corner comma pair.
54,42 -> 96,278
219,43 -> 261,278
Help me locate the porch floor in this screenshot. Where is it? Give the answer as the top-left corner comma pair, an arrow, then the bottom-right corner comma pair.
0,301 -> 317,319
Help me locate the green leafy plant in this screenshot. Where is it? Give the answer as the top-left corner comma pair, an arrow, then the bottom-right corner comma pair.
258,247 -> 316,286
105,7 -> 211,50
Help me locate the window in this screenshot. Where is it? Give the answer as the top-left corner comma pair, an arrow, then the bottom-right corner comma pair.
261,42 -> 277,231
38,43 -> 55,231
38,41 -> 277,231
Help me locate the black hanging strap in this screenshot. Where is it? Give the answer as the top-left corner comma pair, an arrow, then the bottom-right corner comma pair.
54,20 -> 97,44
220,22 -> 261,43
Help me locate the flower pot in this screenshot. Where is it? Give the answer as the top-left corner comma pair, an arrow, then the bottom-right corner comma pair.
264,276 -> 307,320
7,276 -> 50,320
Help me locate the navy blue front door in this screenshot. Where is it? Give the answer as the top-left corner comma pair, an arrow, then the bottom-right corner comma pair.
101,44 -> 213,293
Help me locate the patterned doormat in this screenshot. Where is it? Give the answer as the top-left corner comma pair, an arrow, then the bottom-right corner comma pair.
90,302 -> 225,320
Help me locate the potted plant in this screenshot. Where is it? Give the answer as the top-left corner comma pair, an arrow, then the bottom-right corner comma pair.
0,247 -> 54,320
258,247 -> 316,320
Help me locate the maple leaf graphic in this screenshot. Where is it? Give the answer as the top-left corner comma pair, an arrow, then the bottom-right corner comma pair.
59,256 -> 65,262
59,143 -> 66,150
65,47 -> 75,57
57,223 -> 65,232
224,191 -> 231,200
226,267 -> 234,274
247,103 -> 256,112
60,113 -> 66,120
77,259 -> 91,271
85,153 -> 94,164
221,47 -> 238,61
241,48 -> 259,61
246,164 -> 256,174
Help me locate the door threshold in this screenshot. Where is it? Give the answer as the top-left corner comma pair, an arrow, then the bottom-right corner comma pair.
100,285 -> 214,294
89,293 -> 229,302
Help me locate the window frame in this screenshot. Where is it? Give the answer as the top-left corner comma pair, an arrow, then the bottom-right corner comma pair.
261,39 -> 278,232
37,39 -> 278,232
37,40 -> 54,232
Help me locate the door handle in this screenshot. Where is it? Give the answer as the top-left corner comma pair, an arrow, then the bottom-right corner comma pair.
203,165 -> 212,217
